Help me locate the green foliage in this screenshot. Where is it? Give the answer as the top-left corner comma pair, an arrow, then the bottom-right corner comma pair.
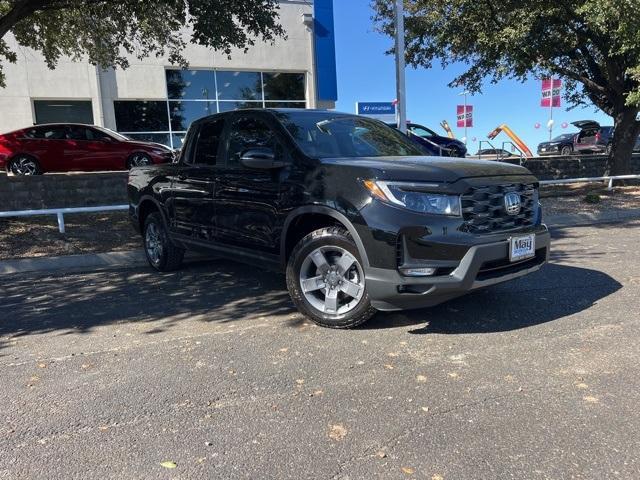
584,193 -> 601,204
373,0 -> 640,113
372,0 -> 640,173
0,0 -> 285,87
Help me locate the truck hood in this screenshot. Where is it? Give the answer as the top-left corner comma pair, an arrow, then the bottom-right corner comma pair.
320,156 -> 533,183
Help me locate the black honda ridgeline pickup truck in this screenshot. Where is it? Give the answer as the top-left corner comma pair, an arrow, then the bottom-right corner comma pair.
128,109 -> 550,328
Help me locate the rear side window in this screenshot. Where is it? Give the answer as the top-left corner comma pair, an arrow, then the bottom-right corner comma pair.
32,126 -> 66,139
226,116 -> 279,166
192,119 -> 225,166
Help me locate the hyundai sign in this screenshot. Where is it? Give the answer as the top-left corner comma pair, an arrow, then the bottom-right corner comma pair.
356,102 -> 396,122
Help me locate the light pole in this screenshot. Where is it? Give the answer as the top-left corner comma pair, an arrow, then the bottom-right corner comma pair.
394,0 -> 407,133
458,90 -> 470,145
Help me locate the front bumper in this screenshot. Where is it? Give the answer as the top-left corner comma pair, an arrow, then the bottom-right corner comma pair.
365,227 -> 550,311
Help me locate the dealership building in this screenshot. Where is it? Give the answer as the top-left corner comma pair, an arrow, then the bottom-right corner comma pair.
0,0 -> 337,148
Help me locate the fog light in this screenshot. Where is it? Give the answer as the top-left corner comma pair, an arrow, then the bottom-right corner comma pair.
400,267 -> 437,277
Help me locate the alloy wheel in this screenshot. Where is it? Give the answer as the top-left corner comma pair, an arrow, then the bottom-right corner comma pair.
145,222 -> 164,266
130,154 -> 152,167
299,246 -> 365,316
11,157 -> 38,175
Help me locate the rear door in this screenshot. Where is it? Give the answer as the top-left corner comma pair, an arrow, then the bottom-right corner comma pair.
24,126 -> 67,171
167,118 -> 225,242
214,112 -> 288,254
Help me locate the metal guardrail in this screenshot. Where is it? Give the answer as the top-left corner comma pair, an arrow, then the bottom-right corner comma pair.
540,174 -> 640,191
0,205 -> 128,233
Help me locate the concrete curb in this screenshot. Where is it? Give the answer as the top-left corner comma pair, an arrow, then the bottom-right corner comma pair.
1,209 -> 639,276
546,208 -> 640,228
0,250 -> 146,275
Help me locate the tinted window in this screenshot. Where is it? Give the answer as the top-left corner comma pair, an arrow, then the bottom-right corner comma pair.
114,101 -> 169,132
218,101 -> 263,113
192,119 -> 225,166
276,112 -> 426,159
33,126 -> 66,139
216,71 -> 262,100
227,116 -> 278,165
263,72 -> 305,100
166,69 -> 216,100
409,126 -> 438,138
33,100 -> 94,124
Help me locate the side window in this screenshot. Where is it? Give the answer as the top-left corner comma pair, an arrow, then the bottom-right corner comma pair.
37,126 -> 66,140
192,119 -> 224,166
66,126 -> 89,140
227,116 -> 280,166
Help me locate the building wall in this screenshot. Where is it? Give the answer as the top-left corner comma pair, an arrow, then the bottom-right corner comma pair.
0,0 -> 321,135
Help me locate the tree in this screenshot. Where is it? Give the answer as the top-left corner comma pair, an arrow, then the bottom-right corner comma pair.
373,0 -> 640,175
0,0 -> 284,85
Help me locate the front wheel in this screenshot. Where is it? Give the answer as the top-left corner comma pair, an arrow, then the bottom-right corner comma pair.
143,212 -> 184,272
560,145 -> 573,156
128,153 -> 153,169
286,227 -> 377,328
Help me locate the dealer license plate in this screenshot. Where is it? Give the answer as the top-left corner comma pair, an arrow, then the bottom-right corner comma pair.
510,234 -> 535,262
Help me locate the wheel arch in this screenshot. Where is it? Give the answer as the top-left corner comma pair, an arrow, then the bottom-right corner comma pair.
281,206 -> 370,269
137,195 -> 169,232
7,152 -> 43,173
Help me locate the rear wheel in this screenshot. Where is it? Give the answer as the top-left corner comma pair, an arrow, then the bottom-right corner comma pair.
143,212 -> 184,272
9,155 -> 42,175
286,227 -> 377,328
560,145 -> 573,156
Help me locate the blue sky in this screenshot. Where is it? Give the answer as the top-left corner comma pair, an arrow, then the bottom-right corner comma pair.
332,0 -> 612,153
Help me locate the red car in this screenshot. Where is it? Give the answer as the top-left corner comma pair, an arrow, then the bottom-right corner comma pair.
0,124 -> 174,175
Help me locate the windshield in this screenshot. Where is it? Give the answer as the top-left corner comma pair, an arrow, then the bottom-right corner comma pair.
551,134 -> 574,142
94,126 -> 130,141
409,125 -> 438,138
274,111 -> 428,158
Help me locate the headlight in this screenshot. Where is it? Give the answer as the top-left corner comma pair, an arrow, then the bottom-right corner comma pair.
363,180 -> 461,216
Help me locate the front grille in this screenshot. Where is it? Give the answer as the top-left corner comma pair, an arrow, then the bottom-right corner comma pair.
461,183 -> 537,234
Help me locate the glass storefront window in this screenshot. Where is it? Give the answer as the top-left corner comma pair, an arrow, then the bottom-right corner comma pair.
216,71 -> 262,100
34,100 -> 94,125
263,73 -> 305,101
169,101 -> 217,131
265,101 -> 306,109
166,69 -> 216,100
218,101 -> 264,113
114,101 -> 169,132
115,70 -> 307,150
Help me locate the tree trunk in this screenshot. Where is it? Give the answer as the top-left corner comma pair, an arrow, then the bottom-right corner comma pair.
607,107 -> 640,176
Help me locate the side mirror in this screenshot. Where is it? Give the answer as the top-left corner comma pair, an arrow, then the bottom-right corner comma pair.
240,147 -> 286,169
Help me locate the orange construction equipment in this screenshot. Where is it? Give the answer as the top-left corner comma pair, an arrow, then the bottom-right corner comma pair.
440,120 -> 455,139
487,124 -> 533,158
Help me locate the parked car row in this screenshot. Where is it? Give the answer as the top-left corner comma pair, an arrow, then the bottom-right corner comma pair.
535,120 -> 635,156
0,123 -> 174,175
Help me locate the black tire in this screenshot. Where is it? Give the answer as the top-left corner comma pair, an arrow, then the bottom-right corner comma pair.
286,226 -> 377,329
9,155 -> 42,175
560,145 -> 573,156
143,212 -> 184,272
127,153 -> 153,169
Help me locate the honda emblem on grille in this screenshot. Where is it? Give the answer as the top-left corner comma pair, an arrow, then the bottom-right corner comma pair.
504,192 -> 522,216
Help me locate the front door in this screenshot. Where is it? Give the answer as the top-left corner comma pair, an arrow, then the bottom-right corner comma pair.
214,112 -> 287,254
167,118 -> 225,242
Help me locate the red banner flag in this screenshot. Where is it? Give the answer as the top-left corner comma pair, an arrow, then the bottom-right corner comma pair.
456,105 -> 473,128
541,79 -> 562,107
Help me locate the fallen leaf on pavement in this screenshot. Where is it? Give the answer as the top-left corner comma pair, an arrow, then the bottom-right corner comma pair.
432,475 -> 444,480
328,424 -> 347,441
584,396 -> 599,404
160,461 -> 177,469
384,364 -> 394,370
416,375 -> 427,383
401,466 -> 415,474
375,451 -> 387,458
421,406 -> 430,412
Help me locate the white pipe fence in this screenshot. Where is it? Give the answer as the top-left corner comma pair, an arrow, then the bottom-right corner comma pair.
539,174 -> 640,191
0,205 -> 128,233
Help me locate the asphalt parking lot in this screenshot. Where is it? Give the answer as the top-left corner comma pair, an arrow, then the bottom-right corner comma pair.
1,222 -> 639,479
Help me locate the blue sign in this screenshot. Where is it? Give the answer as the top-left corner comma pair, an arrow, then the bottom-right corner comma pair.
356,102 -> 396,116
